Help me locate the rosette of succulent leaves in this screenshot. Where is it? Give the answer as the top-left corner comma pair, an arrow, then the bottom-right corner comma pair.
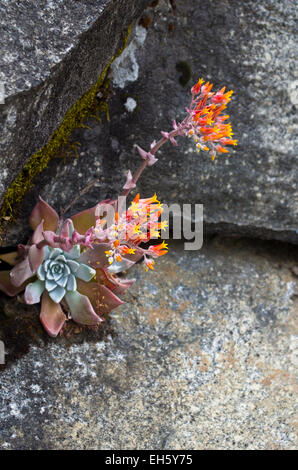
0,78 -> 236,337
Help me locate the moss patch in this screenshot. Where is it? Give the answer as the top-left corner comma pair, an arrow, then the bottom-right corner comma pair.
176,60 -> 192,87
0,25 -> 132,241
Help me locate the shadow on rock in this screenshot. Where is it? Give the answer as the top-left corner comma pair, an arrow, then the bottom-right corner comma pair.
0,293 -> 115,373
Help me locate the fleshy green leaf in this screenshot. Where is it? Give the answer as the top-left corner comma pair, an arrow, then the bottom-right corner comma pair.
49,248 -> 63,259
66,274 -> 77,291
63,264 -> 71,276
48,285 -> 66,303
40,291 -> 66,337
29,197 -> 59,232
56,275 -> 68,288
66,259 -> 80,273
45,279 -> 57,292
37,264 -> 46,281
55,255 -> 67,263
24,279 -> 45,304
64,245 -> 81,260
65,291 -> 102,325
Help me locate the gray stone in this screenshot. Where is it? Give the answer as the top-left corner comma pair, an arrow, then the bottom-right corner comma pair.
7,0 -> 298,246
0,237 -> 297,449
0,0 -> 150,203
105,0 -> 298,243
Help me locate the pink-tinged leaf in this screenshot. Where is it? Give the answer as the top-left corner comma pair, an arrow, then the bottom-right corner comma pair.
31,220 -> 44,244
71,230 -> 81,244
58,237 -> 73,253
76,279 -> 98,307
17,244 -> 27,257
29,196 -> 59,232
107,257 -> 135,274
123,170 -> 136,190
97,284 -> 124,314
77,279 -> 124,314
10,258 -> 34,287
40,291 -> 66,337
72,227 -> 95,249
146,152 -> 157,166
136,145 -> 148,159
102,272 -> 135,295
0,251 -> 19,266
124,250 -> 144,265
161,131 -> 170,139
42,231 -> 60,248
70,205 -> 99,235
60,219 -> 74,238
105,250 -> 142,275
71,199 -> 116,234
28,245 -> 44,272
136,145 -> 157,166
24,279 -> 45,304
78,243 -> 111,269
0,270 -> 28,296
65,290 -> 102,325
94,198 -> 117,218
112,278 -> 135,295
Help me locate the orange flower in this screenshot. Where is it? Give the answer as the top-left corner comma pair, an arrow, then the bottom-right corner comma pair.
201,81 -> 213,95
191,78 -> 204,95
145,259 -> 155,271
215,145 -> 229,153
188,78 -> 236,160
120,245 -> 136,255
149,241 -> 168,257
220,137 -> 238,146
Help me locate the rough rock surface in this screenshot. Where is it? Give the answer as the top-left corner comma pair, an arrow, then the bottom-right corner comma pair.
0,238 -> 297,450
0,0 -> 150,202
5,0 -> 298,246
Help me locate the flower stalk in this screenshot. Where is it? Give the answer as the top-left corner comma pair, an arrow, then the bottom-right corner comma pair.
0,78 -> 236,338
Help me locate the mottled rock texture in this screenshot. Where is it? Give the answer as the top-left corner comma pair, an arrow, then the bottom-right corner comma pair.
6,0 -> 298,245
0,238 -> 297,449
0,0 -> 150,202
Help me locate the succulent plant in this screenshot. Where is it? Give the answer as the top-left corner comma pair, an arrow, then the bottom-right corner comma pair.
0,199 -> 127,337
31,245 -> 95,304
0,77 -> 236,339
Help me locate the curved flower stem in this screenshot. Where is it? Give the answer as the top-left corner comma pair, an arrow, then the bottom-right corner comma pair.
121,128 -> 182,202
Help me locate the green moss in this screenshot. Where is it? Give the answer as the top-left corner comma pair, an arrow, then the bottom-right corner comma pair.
176,60 -> 192,87
0,25 -> 132,239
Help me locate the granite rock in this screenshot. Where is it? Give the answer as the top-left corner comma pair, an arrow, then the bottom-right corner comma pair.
0,237 -> 297,449
0,0 -> 150,203
111,0 -> 297,242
